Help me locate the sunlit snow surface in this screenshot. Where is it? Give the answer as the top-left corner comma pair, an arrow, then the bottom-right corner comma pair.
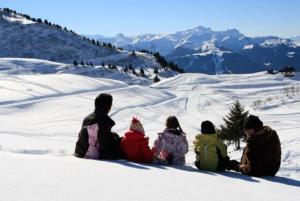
1,61 -> 300,201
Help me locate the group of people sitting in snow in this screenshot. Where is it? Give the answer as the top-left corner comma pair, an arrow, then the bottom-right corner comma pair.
75,93 -> 282,177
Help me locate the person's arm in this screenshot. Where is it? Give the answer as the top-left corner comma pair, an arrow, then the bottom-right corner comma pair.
239,145 -> 258,175
182,137 -> 189,155
74,127 -> 89,158
140,138 -> 154,163
151,135 -> 162,154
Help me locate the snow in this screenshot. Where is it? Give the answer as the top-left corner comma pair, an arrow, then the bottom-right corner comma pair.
243,44 -> 254,50
287,52 -> 295,58
2,14 -> 36,25
0,57 -> 175,85
0,10 -> 163,71
1,67 -> 300,200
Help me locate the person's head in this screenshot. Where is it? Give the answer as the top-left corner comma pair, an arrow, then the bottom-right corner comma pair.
243,115 -> 263,136
94,93 -> 113,115
201,120 -> 216,134
130,117 -> 145,134
166,116 -> 183,132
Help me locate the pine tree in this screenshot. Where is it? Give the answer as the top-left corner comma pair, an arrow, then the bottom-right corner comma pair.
131,50 -> 136,56
73,60 -> 78,66
154,67 -> 159,74
219,100 -> 249,150
128,63 -> 133,70
124,66 -> 129,73
140,68 -> 145,77
153,75 -> 160,83
80,60 -> 84,66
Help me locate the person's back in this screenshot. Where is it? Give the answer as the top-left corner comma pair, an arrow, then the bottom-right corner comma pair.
229,115 -> 282,177
194,121 -> 228,171
152,116 -> 188,165
240,116 -> 281,176
75,93 -> 123,160
121,118 -> 153,163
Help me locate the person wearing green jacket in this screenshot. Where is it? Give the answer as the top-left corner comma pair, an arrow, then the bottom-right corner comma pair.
193,121 -> 229,171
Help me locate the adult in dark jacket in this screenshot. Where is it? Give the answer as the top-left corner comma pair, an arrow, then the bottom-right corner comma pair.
75,93 -> 123,159
228,115 -> 281,177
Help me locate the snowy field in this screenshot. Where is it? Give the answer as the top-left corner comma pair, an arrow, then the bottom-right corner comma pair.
1,62 -> 300,200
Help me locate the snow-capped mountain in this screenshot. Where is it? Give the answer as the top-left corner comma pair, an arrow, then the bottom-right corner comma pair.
291,36 -> 300,46
90,26 -> 300,74
0,8 -> 163,71
291,36 -> 300,41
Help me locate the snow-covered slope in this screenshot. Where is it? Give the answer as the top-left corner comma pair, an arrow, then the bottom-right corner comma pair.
90,26 -> 300,74
0,57 -> 177,85
0,70 -> 300,200
0,8 -> 164,71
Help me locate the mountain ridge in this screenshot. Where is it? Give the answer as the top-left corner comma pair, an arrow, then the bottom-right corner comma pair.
88,26 -> 300,74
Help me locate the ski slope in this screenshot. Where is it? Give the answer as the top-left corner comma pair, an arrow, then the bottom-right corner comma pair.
0,71 -> 300,201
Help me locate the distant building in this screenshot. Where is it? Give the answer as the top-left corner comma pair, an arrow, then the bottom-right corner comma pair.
279,66 -> 296,77
267,69 -> 278,75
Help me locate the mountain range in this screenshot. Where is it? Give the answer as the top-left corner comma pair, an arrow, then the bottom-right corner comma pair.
89,27 -> 300,74
1,7 -> 299,75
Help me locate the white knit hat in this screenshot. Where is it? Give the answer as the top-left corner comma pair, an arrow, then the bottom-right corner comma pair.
130,117 -> 145,134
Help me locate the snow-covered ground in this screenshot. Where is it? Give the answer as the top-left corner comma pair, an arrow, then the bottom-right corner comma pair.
0,57 -> 176,86
1,68 -> 300,200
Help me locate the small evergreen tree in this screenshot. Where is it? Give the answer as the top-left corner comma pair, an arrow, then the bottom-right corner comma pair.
131,50 -> 136,56
128,63 -> 133,70
101,62 -> 105,67
80,60 -> 84,66
112,64 -> 118,70
153,75 -> 160,83
73,60 -> 78,66
124,66 -> 129,73
154,67 -> 159,74
219,100 -> 249,150
140,68 -> 145,77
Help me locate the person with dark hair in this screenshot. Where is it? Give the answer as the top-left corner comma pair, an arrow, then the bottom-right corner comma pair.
152,116 -> 188,165
228,115 -> 281,177
74,93 -> 123,159
193,120 -> 229,171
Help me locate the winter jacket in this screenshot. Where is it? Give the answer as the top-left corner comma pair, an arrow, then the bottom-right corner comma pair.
239,126 -> 281,177
193,134 -> 228,171
75,111 -> 123,159
84,123 -> 100,159
121,131 -> 153,163
152,129 -> 188,165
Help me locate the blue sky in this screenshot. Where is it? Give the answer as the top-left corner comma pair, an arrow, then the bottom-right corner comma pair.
1,0 -> 300,37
